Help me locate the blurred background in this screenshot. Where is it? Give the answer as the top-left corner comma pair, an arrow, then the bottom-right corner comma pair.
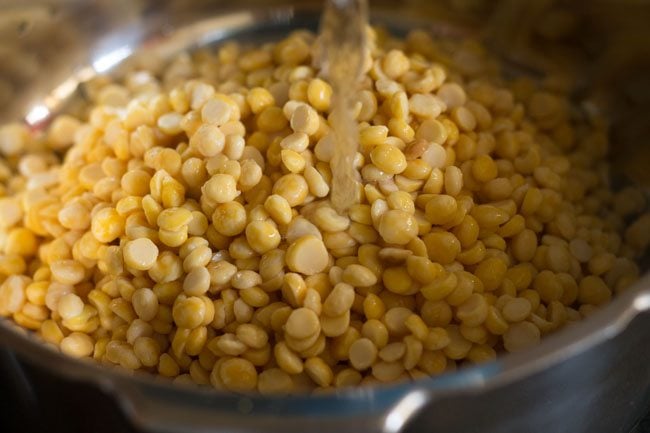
1,0 -> 648,180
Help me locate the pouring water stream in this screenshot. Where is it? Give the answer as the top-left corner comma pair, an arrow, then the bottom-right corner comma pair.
320,0 -> 368,214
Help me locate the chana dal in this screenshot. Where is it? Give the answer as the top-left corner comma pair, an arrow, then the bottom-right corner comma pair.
0,27 -> 648,393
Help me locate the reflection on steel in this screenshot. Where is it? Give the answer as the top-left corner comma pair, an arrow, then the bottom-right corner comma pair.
383,390 -> 429,433
24,104 -> 49,126
92,46 -> 133,73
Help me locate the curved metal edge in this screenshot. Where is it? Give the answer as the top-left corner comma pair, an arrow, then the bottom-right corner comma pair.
484,274 -> 650,391
0,316 -> 409,433
378,275 -> 650,432
3,282 -> 646,432
409,274 -> 650,401
382,389 -> 431,433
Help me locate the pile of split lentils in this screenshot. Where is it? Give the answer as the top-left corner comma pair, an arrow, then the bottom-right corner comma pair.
0,28 -> 648,393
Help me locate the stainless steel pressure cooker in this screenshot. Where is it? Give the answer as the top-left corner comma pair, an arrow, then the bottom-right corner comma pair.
0,1 -> 649,432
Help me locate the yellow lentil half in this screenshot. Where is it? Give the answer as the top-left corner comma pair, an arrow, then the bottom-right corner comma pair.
0,26 -> 647,395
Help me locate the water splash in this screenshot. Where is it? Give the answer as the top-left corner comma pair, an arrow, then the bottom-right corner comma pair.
319,0 -> 368,213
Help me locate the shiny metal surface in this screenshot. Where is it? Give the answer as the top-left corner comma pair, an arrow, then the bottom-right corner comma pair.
0,1 -> 649,432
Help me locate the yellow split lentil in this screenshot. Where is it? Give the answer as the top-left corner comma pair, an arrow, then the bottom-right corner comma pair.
0,26 -> 646,396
